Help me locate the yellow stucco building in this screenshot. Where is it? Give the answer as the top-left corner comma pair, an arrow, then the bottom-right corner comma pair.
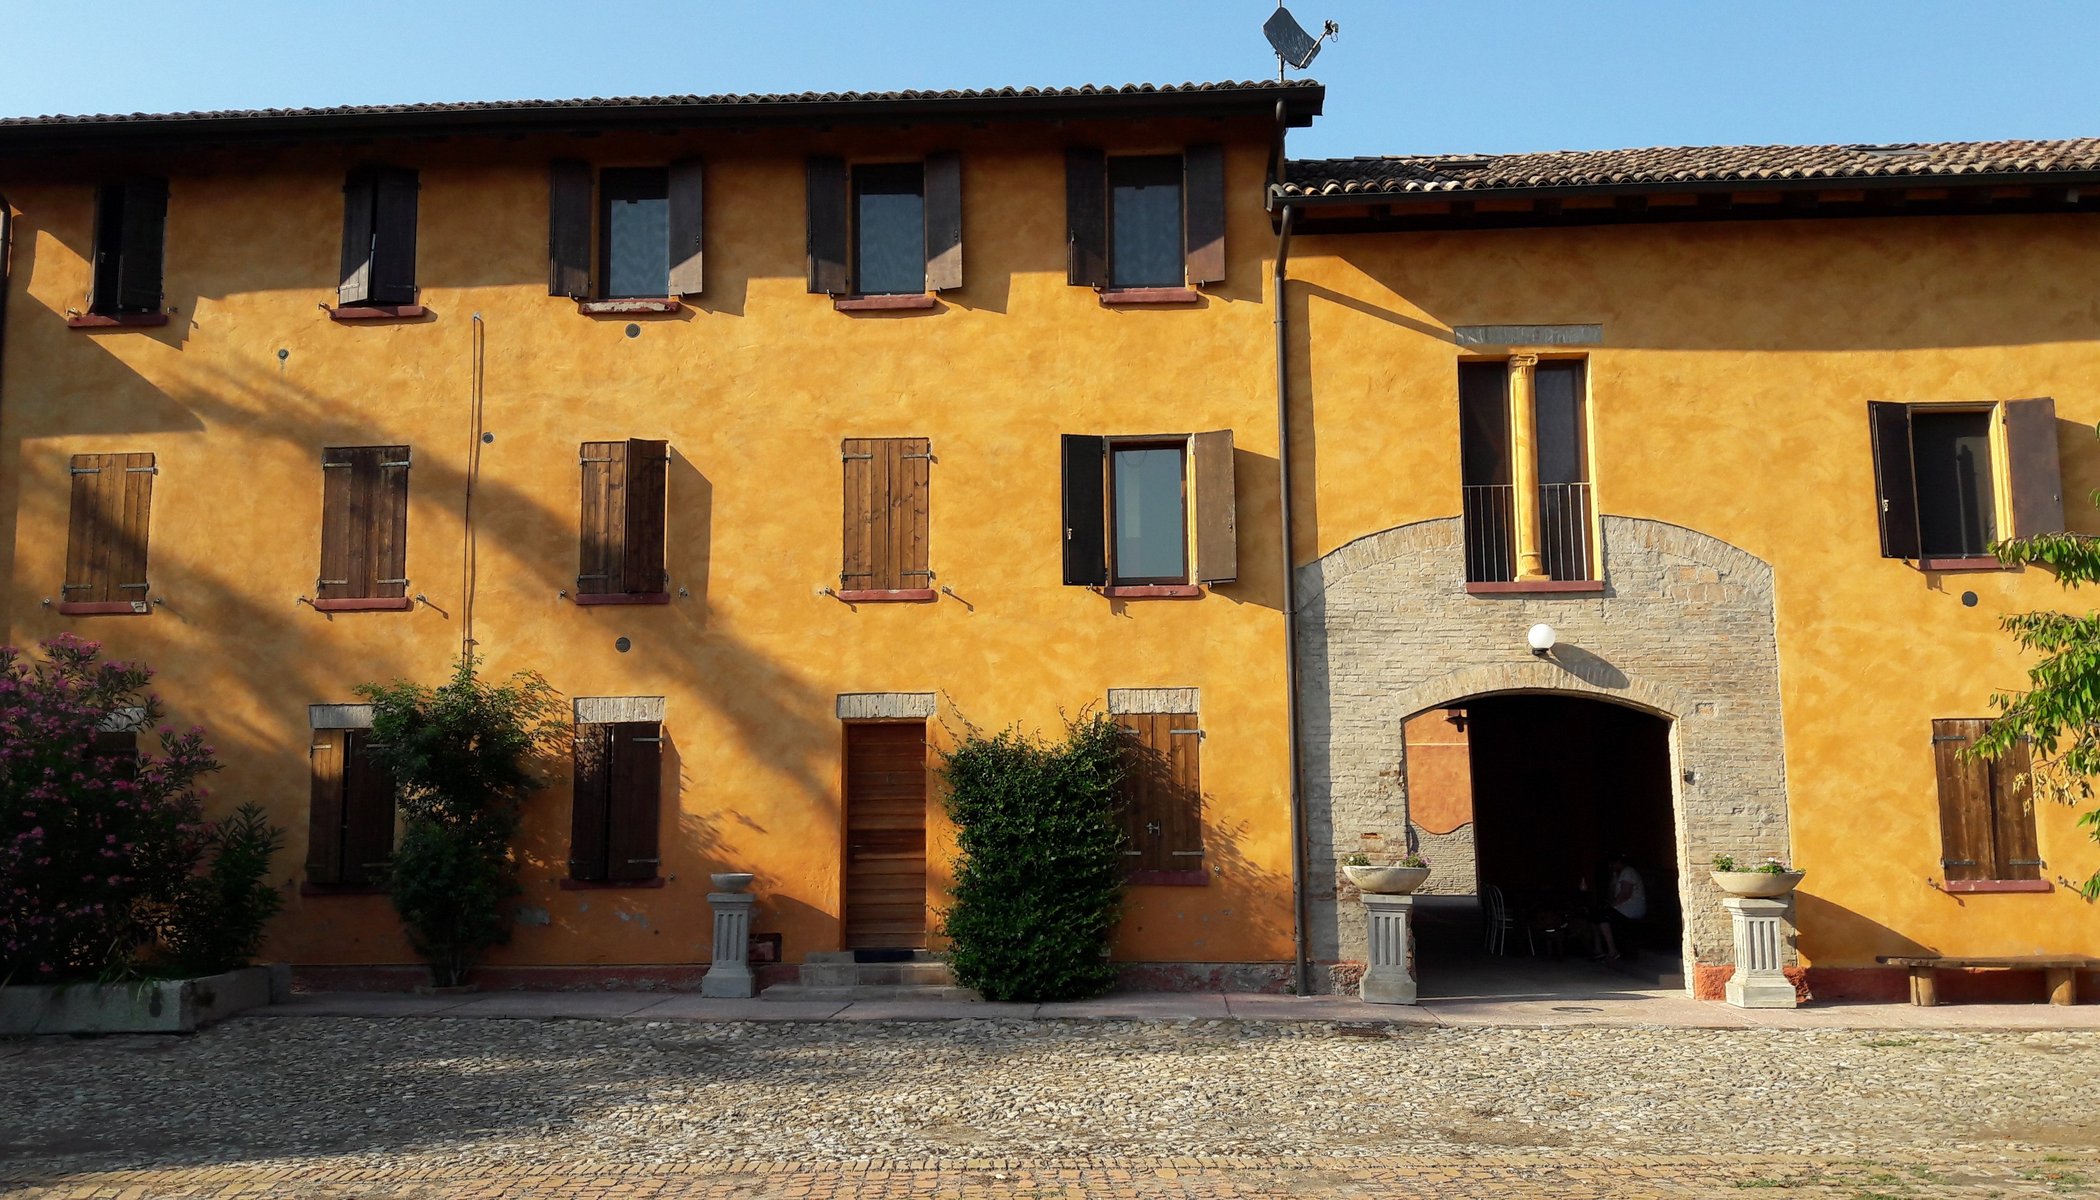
0,84 -> 2092,1001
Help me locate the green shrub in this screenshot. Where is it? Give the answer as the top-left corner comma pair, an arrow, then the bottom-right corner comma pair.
163,802 -> 285,976
938,712 -> 1125,1002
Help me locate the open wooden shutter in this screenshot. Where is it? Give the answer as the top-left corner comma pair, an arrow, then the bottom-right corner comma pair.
1065,147 -> 1107,288
577,441 -> 626,596
569,723 -> 613,881
1867,402 -> 1920,559
115,178 -> 167,313
1115,712 -> 1203,877
606,721 -> 663,882
667,158 -> 705,297
1931,719 -> 1993,883
548,159 -> 593,298
1989,738 -> 2042,881
338,170 -> 376,306
924,150 -> 963,292
306,729 -> 347,885
369,168 -> 419,305
1060,435 -> 1108,586
621,438 -> 668,594
2002,397 -> 2064,539
1191,429 -> 1237,584
806,155 -> 849,295
1183,143 -> 1226,286
341,729 -> 396,886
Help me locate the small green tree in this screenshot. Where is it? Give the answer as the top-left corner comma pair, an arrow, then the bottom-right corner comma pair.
162,802 -> 286,976
1979,526 -> 2100,900
938,712 -> 1126,1002
360,660 -> 564,986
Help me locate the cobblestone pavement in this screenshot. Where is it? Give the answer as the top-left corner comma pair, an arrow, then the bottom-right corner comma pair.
2,1017 -> 2097,1197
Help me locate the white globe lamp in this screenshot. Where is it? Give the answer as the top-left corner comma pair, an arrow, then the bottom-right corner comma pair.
1527,623 -> 1557,657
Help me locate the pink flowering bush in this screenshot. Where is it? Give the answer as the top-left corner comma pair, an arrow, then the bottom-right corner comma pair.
0,634 -> 222,983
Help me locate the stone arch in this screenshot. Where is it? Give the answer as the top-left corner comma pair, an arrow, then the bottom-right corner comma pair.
1296,515 -> 1788,992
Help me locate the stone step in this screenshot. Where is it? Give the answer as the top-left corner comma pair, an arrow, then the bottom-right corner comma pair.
798,961 -> 955,988
758,983 -> 983,1003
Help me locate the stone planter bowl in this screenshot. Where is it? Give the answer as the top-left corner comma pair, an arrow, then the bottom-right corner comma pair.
1711,869 -> 1804,898
710,872 -> 756,893
1345,864 -> 1431,895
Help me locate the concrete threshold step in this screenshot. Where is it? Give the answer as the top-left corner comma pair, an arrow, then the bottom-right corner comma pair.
799,962 -> 956,988
759,983 -> 983,1003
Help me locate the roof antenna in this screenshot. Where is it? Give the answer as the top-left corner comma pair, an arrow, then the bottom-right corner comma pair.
1265,3 -> 1338,83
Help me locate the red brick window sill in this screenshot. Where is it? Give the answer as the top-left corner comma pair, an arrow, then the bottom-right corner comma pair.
54,600 -> 151,616
834,294 -> 939,313
1099,288 -> 1201,307
1942,879 -> 2051,894
329,304 -> 427,322
1127,868 -> 1210,887
572,592 -> 671,606
1919,556 -> 2005,573
1466,580 -> 1605,595
558,877 -> 667,890
313,597 -> 414,613
1103,585 -> 1203,600
300,883 -> 388,897
577,298 -> 683,315
836,588 -> 937,603
67,312 -> 169,329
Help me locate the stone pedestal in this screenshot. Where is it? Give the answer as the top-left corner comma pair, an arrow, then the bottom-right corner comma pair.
1723,895 -> 1797,1008
701,892 -> 757,999
1359,893 -> 1417,1005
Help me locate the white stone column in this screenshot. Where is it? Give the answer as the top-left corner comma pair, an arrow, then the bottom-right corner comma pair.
1723,896 -> 1797,1009
701,892 -> 757,999
1359,893 -> 1417,1005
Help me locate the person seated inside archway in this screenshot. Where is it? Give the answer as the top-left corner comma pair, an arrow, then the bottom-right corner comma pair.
1587,852 -> 1646,961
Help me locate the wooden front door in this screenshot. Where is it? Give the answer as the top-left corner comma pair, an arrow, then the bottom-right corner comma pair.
843,721 -> 929,950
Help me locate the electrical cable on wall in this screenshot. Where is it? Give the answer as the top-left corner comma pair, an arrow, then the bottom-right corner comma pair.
462,311 -> 485,667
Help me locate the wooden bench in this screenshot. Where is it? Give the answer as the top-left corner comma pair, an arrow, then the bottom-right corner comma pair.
1877,955 -> 2098,1006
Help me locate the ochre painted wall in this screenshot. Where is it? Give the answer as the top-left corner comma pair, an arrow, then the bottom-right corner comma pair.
0,116 -> 1298,972
1288,215 -> 2100,968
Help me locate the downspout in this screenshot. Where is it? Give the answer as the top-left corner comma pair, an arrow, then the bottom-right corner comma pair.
1273,198 -> 1307,996
0,200 -> 11,513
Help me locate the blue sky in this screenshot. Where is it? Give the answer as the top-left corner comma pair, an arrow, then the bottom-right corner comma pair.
4,1 -> 2094,157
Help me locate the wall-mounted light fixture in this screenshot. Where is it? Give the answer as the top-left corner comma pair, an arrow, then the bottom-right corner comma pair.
1527,623 -> 1557,658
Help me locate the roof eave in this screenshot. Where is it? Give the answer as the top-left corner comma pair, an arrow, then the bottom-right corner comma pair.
1272,166 -> 2100,207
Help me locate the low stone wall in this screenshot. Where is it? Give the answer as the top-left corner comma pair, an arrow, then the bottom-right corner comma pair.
0,965 -> 289,1034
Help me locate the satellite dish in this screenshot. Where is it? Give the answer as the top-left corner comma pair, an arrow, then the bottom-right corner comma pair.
1264,5 -> 1337,74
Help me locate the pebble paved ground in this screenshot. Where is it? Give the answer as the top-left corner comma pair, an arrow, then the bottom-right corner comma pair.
2,1017 -> 2097,1197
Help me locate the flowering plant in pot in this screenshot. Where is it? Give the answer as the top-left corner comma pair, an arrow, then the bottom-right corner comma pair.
1342,851 -> 1431,895
1710,854 -> 1805,898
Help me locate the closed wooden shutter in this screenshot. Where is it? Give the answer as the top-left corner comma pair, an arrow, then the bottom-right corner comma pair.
606,721 -> 663,882
569,722 -> 613,881
1115,712 -> 1203,878
667,158 -> 705,297
924,150 -> 963,292
1990,737 -> 2042,881
63,452 -> 154,606
338,169 -> 376,306
306,729 -> 347,885
319,446 -> 410,600
1931,718 -> 2042,882
578,441 -> 626,596
806,155 -> 849,295
2002,397 -> 2064,539
115,178 -> 167,314
841,437 -> 931,591
1060,435 -> 1108,586
548,159 -> 593,297
1191,429 -> 1237,584
622,438 -> 668,594
1867,402 -> 1920,559
340,729 -> 396,886
368,168 -> 419,305
1065,147 -> 1107,288
1183,143 -> 1226,286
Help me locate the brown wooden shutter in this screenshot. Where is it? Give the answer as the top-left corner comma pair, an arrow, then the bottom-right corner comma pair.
1065,147 -> 1107,288
1183,143 -> 1226,286
898,438 -> 931,590
115,178 -> 167,313
2002,397 -> 2064,539
577,440 -> 625,596
64,452 -> 154,607
340,729 -> 396,886
368,168 -> 419,305
306,728 -> 347,885
606,721 -> 664,882
842,437 -> 931,591
569,723 -> 613,881
317,448 -> 357,599
376,447 -> 411,598
667,158 -> 705,297
319,446 -> 410,600
841,437 -> 877,589
924,150 -> 963,292
1989,737 -> 2042,881
622,438 -> 668,594
1116,712 -> 1203,876
1061,435 -> 1108,586
1867,402 -> 1920,559
1931,719 -> 1993,882
338,169 -> 376,306
806,155 -> 849,295
1191,429 -> 1237,584
548,159 -> 593,298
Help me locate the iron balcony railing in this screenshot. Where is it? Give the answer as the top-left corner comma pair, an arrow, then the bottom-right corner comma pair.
1462,481 -> 1595,583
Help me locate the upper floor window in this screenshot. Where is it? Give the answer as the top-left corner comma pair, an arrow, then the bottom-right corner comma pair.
1060,431 -> 1236,591
840,436 -> 932,598
1459,358 -> 1594,586
89,179 -> 167,316
548,160 -> 704,302
1868,399 -> 2063,568
317,445 -> 411,611
61,452 -> 156,615
1065,145 -> 1225,293
337,167 -> 419,308
805,153 -> 962,297
576,439 -> 669,602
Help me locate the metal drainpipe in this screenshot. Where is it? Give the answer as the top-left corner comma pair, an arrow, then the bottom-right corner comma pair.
0,201 -> 12,514
1272,201 -> 1308,997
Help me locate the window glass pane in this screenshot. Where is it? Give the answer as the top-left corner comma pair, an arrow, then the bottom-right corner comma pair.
1911,411 -> 1997,556
601,169 -> 668,298
1534,363 -> 1588,486
854,163 -> 925,295
1112,446 -> 1187,582
1109,156 -> 1183,289
1458,363 -> 1512,486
